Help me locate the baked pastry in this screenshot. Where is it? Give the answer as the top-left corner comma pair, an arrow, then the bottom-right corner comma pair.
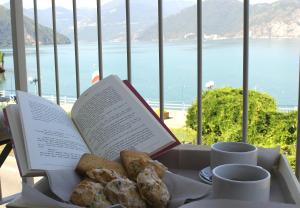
70,179 -> 110,207
104,178 -> 147,208
76,153 -> 127,177
86,168 -> 122,185
90,193 -> 112,208
120,150 -> 167,180
137,167 -> 170,208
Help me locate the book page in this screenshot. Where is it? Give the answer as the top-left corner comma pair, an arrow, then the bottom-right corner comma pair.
17,91 -> 90,171
5,105 -> 29,176
71,75 -> 175,160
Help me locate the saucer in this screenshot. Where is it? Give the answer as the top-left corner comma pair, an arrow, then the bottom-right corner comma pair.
199,166 -> 212,185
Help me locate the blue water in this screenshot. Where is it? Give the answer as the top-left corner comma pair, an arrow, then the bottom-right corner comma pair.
0,39 -> 299,106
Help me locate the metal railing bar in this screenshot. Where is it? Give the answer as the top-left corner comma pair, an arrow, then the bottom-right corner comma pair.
72,0 -> 80,98
0,142 -> 12,167
33,0 -> 41,96
158,0 -> 164,121
242,0 -> 249,143
125,0 -> 132,83
0,193 -> 20,205
296,56 -> 300,180
51,0 -> 60,105
96,0 -> 104,80
10,0 -> 28,91
197,0 -> 203,145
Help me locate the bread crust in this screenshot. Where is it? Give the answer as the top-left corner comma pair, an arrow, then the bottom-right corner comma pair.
86,168 -> 123,185
75,153 -> 127,177
120,150 -> 167,180
70,179 -> 104,207
71,152 -> 170,207
137,167 -> 170,208
104,178 -> 147,208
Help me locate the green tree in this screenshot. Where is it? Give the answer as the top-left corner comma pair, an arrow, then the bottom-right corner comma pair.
186,87 -> 297,168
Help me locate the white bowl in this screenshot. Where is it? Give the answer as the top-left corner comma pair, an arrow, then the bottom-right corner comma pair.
211,142 -> 258,169
212,164 -> 271,202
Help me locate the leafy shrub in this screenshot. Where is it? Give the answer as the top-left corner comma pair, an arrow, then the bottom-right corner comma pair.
171,127 -> 197,144
186,87 -> 297,168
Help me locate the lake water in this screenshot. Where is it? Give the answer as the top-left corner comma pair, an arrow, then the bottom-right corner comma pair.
1,39 -> 300,106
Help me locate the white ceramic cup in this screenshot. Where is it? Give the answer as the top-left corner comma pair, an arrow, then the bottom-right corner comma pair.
212,164 -> 271,202
211,142 -> 258,169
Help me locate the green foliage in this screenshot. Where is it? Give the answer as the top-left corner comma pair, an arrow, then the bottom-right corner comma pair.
171,127 -> 197,144
0,51 -> 3,63
186,87 -> 297,168
0,102 -> 8,110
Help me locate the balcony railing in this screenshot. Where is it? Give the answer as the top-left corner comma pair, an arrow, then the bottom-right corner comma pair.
4,0 -> 300,182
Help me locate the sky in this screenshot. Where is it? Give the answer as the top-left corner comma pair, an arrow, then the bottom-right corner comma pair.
0,0 -> 279,9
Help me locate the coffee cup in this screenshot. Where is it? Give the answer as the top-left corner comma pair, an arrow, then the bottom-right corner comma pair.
212,164 -> 271,202
211,142 -> 257,169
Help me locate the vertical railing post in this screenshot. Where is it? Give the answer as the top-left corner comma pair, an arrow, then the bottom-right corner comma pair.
51,0 -> 60,105
125,0 -> 132,83
242,0 -> 249,143
158,0 -> 164,121
296,56 -> 300,180
10,0 -> 28,91
33,0 -> 41,96
197,0 -> 203,145
73,0 -> 80,98
97,0 -> 104,80
10,0 -> 34,188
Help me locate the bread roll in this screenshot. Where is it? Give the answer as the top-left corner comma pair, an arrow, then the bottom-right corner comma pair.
104,178 -> 147,208
120,150 -> 167,180
137,167 -> 170,208
90,194 -> 112,208
86,168 -> 123,185
76,153 -> 127,177
70,179 -> 112,208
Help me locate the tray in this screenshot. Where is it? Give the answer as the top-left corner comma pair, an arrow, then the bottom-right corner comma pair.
6,144 -> 300,207
157,144 -> 300,205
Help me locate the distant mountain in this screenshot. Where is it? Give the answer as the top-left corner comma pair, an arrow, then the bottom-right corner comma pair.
0,5 -> 70,48
250,0 -> 300,39
138,0 -> 300,41
23,0 -> 195,42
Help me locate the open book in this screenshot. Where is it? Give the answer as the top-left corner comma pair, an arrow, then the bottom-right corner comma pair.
5,75 -> 180,177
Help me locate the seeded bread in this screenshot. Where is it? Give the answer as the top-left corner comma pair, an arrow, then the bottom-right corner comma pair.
120,150 -> 167,180
86,168 -> 123,185
70,179 -> 108,207
76,153 -> 127,177
104,178 -> 147,208
137,167 -> 170,208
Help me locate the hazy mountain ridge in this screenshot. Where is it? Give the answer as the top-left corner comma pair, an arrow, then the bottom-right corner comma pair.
138,0 -> 300,41
2,0 -> 300,46
250,0 -> 300,39
23,0 -> 194,42
0,5 -> 71,48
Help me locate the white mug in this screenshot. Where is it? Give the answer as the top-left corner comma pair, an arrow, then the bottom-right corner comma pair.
211,142 -> 258,169
212,164 -> 271,202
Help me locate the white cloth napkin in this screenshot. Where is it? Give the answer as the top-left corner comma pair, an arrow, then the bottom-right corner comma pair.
6,182 -> 81,208
46,169 -> 81,202
7,170 -> 211,208
163,171 -> 211,207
